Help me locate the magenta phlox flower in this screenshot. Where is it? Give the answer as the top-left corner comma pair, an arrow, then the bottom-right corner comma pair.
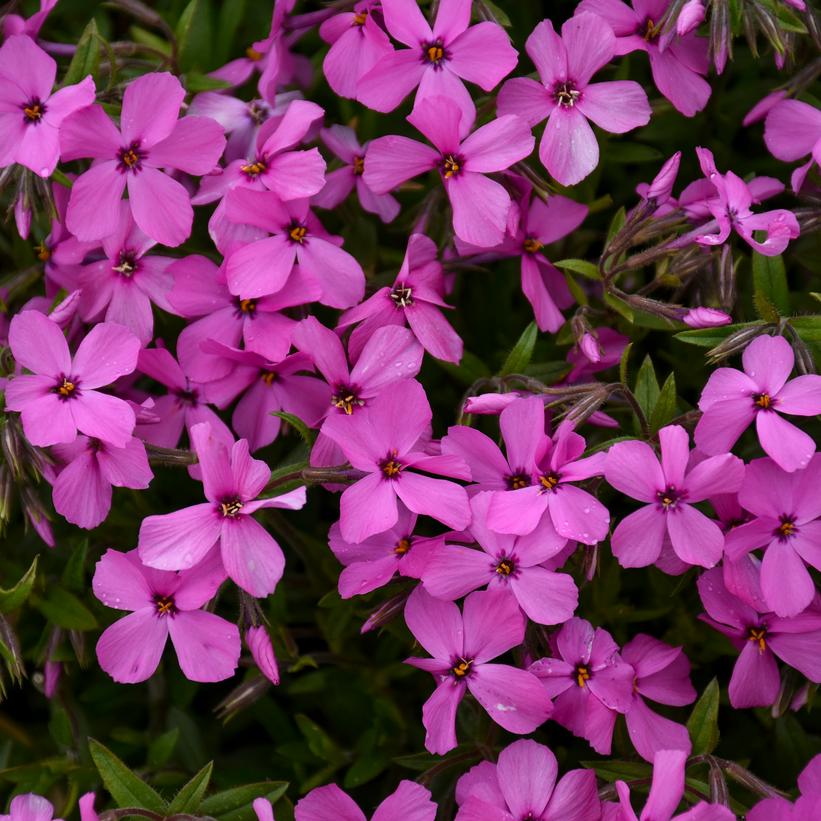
337,233 -> 462,362
0,794 -> 63,821
605,424 -> 744,569
695,334 -> 821,473
454,739 -> 601,821
61,72 -> 226,246
93,547 -> 240,683
697,568 -> 821,708
530,617 -> 634,754
356,0 -> 518,126
5,310 -> 140,447
764,98 -> 821,192
323,379 -> 470,543
0,35 -> 95,177
364,95 -> 534,247
405,586 -> 552,754
294,779 -> 436,821
723,455 -> 821,617
138,422 -> 306,597
51,435 -> 152,529
319,1 -> 393,100
313,124 -> 400,223
496,13 -> 651,186
422,491 -> 579,625
2,0 -> 57,40
621,634 -> 696,762
224,187 -> 365,307
576,0 -> 711,117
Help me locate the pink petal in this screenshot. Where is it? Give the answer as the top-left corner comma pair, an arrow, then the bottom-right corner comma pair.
149,116 -> 226,174
9,309 -> 70,375
363,135 -> 438,194
421,678 -> 464,754
605,440 -> 664,502
698,366 -> 758,410
659,424 -> 689,488
72,391 -> 135,447
743,334 -> 794,395
693,398 -> 755,456
220,515 -> 285,597
226,234 -> 296,298
446,171 -> 510,248
524,19 -> 567,88
432,0 -> 471,41
405,301 -> 463,362
407,94 -> 463,154
540,107 -> 599,186
121,71 -> 184,147
448,22 -> 519,91
396,472 -> 470,531
666,504 -> 723,568
16,391 -> 77,446
73,322 -> 140,388
495,739 -> 557,819
577,80 -> 650,133
294,784 -> 365,821
266,148 -> 327,200
764,99 -> 821,162
562,12 -> 616,86
372,781 -> 436,821
775,374 -> 821,416
467,663 -> 552,734
7,794 -> 55,821
127,167 -> 193,247
405,585 -> 463,659
297,236 -> 365,309
173,549 -> 227,610
339,472 -> 399,544
728,641 -> 779,708
381,0 -> 433,46
338,555 -> 401,598
548,484 -> 610,544
53,450 -> 111,529
463,588 -> 525,662
756,410 -> 815,473
356,49 -> 426,112
60,103 -> 121,161
92,549 -> 153,611
487,486 -> 547,535
761,539 -> 815,618
511,567 -> 578,625
496,77 -> 552,127
138,503 -> 222,570
625,697 -> 691,763
520,255 -> 569,333
544,769 -> 600,821
422,544 -> 492,600
462,114 -> 534,173
648,47 -> 711,118
96,608 -> 168,684
683,453 -> 745,502
168,610 -> 240,682
612,505 -> 666,567
66,162 -> 126,241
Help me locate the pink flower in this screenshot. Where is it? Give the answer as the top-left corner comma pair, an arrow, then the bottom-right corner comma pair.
749,754 -> 821,820
5,311 -> 140,447
621,635 -> 696,763
454,739 -> 601,821
405,586 -> 552,754
724,455 -> 821,617
356,0 -> 518,125
497,13 -> 651,186
605,424 -> 744,568
93,548 -> 240,684
0,35 -> 95,177
2,0 -> 57,40
764,98 -> 821,193
295,780 -> 436,821
364,95 -> 534,247
323,380 -> 470,543
61,72 -> 226,246
1,794 -> 63,821
698,567 -> 821,708
246,625 -> 280,684
681,307 -> 732,328
530,617 -> 634,754
695,334 -> 821,473
422,492 -> 579,625
138,422 -> 306,597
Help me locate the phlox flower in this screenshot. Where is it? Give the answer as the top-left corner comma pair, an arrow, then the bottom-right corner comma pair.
748,753 -> 821,820
724,455 -> 821,617
356,0 -> 518,125
93,548 -> 240,684
337,233 -> 462,363
497,13 -> 651,186
246,625 -> 280,684
5,311 -> 140,447
764,98 -> 821,192
0,794 -> 63,821
0,35 -> 95,177
405,587 -> 552,754
138,422 -> 306,597
323,379 -> 470,543
294,780 -> 436,821
697,568 -> 821,708
530,617 -> 634,754
2,0 -> 57,39
621,635 -> 696,763
454,739 -> 601,821
695,334 -> 821,473
422,492 -> 579,626
364,95 -> 534,247
605,424 -> 745,569
61,72 -> 226,246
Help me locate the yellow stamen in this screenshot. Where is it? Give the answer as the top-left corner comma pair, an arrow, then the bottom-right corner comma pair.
261,371 -> 276,385
353,155 -> 365,175
220,499 -> 243,517
394,538 -> 411,556
57,378 -> 76,397
289,224 -> 307,244
539,473 -> 560,491
576,665 -> 591,687
155,596 -> 175,615
754,393 -> 772,409
452,658 -> 471,678
496,559 -> 514,576
241,160 -> 267,177
35,242 -> 51,262
23,103 -> 43,122
523,237 -> 544,254
427,44 -> 444,63
246,46 -> 263,61
353,10 -> 367,26
749,628 -> 767,653
382,459 -> 402,478
239,298 -> 257,314
442,155 -> 461,178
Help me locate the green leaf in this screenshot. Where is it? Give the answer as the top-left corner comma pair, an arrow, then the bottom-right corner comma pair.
62,539 -> 88,592
604,291 -> 634,323
687,677 -> 720,755
36,587 -> 97,630
606,207 -> 627,245
606,142 -> 664,163
0,557 -> 38,613
62,19 -> 101,87
51,168 -> 74,188
584,435 -> 638,456
633,355 -> 660,419
176,0 -> 213,72
88,739 -> 167,812
167,761 -> 213,814
790,315 -> 821,342
563,271 -> 588,307
183,71 -> 232,93
147,728 -> 179,768
674,322 -> 762,348
130,25 -> 173,55
554,258 -> 601,280
476,0 -> 512,26
500,322 -> 538,375
649,372 -> 677,433
199,782 -> 289,821
581,759 -> 651,782
214,0 -> 246,63
752,253 -> 790,316
619,341 -> 632,385
270,411 -> 315,446
435,349 -> 491,387
294,715 -> 345,764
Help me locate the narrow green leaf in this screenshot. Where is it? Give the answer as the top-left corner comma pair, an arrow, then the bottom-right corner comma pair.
51,169 -> 74,188
199,782 -> 289,821
752,252 -> 789,316
270,411 -> 315,446
215,0 -> 246,63
605,206 -> 627,246
167,761 -> 213,814
674,322 -> 762,348
176,0 -> 212,72
563,271 -> 588,307
649,372 -> 677,433
500,322 -> 538,375
687,677 -> 720,755
435,349 -> 491,387
554,258 -> 601,280
62,539 -> 88,592
36,587 -> 97,630
476,0 -> 512,26
62,19 -> 101,87
0,557 -> 38,613
582,760 -> 651,782
183,71 -> 232,93
88,739 -> 167,812
790,315 -> 821,342
604,291 -> 634,322
633,355 -> 660,419
619,341 -> 632,386
294,715 -> 345,764
147,727 -> 179,768
584,435 -> 638,456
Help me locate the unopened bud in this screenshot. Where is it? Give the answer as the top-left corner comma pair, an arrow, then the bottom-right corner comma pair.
246,626 -> 280,685
682,307 -> 733,328
361,590 -> 410,634
677,0 -> 705,35
707,323 -> 770,363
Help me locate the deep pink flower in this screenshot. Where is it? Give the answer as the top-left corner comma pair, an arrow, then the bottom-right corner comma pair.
0,794 -> 63,821
61,72 -> 226,246
295,780 -> 436,821
0,35 -> 95,177
405,586 -> 552,754
323,380 -> 470,543
577,0 -> 711,116
93,548 -> 240,684
698,567 -> 821,708
356,0 -> 518,125
138,422 -> 306,597
422,492 -> 578,625
724,455 -> 821,617
454,739 -> 601,821
605,424 -> 744,568
764,98 -> 821,192
530,617 -> 634,754
497,13 -> 650,186
621,635 -> 696,763
695,334 -> 821,473
364,95 -> 534,247
5,311 -> 140,447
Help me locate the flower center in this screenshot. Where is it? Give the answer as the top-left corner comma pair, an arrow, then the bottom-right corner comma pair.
246,46 -> 263,61
55,376 -> 77,399
175,388 -> 199,406
220,498 -> 244,517
353,10 -> 367,26
261,370 -> 277,385
352,155 -> 365,175
390,285 -> 413,307
113,250 -> 138,277
288,223 -> 308,244
380,452 -> 403,478
23,97 -> 46,124
154,595 -> 176,616
753,393 -> 774,410
554,81 -> 581,107
35,242 -> 51,262
775,516 -> 797,540
642,17 -> 660,41
331,385 -> 364,415
394,537 -> 412,556
241,158 -> 268,178
538,473 -> 561,492
247,100 -> 270,125
575,664 -> 591,687
451,657 -> 473,678
507,473 -> 531,490
523,237 -> 544,254
657,485 -> 682,510
238,297 -> 257,315
495,557 -> 515,576
748,626 -> 767,652
441,153 -> 463,179
117,142 -> 144,173
422,39 -> 446,66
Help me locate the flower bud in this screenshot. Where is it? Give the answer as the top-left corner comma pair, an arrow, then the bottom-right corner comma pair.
677,0 -> 705,35
682,307 -> 733,328
246,626 -> 280,685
